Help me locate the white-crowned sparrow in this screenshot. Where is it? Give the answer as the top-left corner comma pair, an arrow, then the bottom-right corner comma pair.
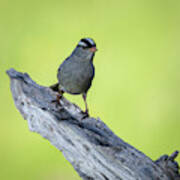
52,38 -> 97,116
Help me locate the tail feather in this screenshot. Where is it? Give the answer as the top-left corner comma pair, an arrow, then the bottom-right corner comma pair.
49,83 -> 59,92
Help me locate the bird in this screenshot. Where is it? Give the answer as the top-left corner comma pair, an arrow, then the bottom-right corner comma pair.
51,38 -> 97,116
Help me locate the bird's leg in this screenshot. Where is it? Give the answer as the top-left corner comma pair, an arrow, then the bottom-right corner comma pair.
55,89 -> 64,105
50,83 -> 64,105
82,93 -> 89,116
54,90 -> 63,104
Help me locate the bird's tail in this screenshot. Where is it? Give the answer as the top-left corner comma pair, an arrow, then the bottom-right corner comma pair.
49,83 -> 59,92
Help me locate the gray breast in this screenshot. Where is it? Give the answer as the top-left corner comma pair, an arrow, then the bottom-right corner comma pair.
57,58 -> 94,94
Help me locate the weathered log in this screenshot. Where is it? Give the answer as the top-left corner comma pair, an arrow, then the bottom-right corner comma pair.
7,68 -> 180,180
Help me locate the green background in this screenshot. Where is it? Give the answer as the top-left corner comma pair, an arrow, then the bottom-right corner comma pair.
1,0 -> 180,179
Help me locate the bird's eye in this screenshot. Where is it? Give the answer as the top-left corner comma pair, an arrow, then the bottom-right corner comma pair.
82,46 -> 88,49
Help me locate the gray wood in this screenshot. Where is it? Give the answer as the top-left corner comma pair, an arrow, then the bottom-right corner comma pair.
7,68 -> 180,180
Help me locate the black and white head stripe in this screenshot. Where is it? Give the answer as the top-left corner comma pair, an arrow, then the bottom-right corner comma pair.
78,38 -> 96,48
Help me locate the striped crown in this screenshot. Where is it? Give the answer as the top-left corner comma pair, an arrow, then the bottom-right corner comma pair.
78,38 -> 96,48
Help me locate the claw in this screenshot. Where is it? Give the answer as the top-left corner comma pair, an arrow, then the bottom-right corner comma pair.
81,112 -> 89,119
51,93 -> 62,105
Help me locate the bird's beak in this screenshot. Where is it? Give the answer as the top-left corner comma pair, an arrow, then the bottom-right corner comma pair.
89,47 -> 97,52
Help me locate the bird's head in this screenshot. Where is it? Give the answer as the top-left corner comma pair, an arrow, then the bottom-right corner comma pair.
78,38 -> 97,52
73,38 -> 97,60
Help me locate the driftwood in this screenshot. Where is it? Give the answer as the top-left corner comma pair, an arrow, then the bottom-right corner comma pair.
7,68 -> 180,180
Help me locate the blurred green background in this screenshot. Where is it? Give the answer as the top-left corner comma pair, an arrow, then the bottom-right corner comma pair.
1,0 -> 180,179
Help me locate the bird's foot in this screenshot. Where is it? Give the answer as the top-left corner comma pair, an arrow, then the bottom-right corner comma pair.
81,110 -> 89,119
51,93 -> 62,105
